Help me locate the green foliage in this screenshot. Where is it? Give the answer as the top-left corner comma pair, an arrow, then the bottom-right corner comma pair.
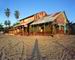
4,20 -> 8,26
0,23 -> 4,31
13,22 -> 19,26
4,20 -> 11,27
5,8 -> 10,18
14,10 -> 20,19
8,20 -> 11,26
4,8 -> 11,28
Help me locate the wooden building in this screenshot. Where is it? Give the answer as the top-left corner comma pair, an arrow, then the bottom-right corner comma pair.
9,11 -> 69,35
29,11 -> 69,35
10,11 -> 47,35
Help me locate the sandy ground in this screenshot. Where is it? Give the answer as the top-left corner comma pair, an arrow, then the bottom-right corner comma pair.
0,34 -> 75,60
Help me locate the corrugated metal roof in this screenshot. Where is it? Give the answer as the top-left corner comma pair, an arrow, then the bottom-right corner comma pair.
30,12 -> 61,25
19,11 -> 47,26
30,15 -> 55,25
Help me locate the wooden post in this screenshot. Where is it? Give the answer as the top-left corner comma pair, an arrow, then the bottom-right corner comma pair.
44,23 -> 45,35
64,24 -> 66,34
58,24 -> 61,34
32,25 -> 34,35
27,24 -> 29,35
52,25 -> 55,34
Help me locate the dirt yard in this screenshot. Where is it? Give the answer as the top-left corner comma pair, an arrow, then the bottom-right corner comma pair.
0,34 -> 75,60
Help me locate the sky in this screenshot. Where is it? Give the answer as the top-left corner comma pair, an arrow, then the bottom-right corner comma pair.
0,0 -> 75,25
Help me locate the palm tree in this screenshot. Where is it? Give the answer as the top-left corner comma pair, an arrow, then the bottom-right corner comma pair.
0,23 -> 4,32
4,20 -> 11,28
14,10 -> 20,21
4,20 -> 8,27
7,20 -> 11,27
4,20 -> 11,33
4,20 -> 9,33
5,8 -> 10,18
4,8 -> 11,27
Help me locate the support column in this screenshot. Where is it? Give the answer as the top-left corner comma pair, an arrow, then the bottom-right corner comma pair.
27,24 -> 29,35
52,25 -> 55,34
44,23 -> 45,35
23,26 -> 26,35
59,25 -> 61,30
58,24 -> 61,33
32,25 -> 34,35
64,24 -> 67,34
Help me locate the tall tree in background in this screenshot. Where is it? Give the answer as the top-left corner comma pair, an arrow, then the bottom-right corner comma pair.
4,8 -> 11,27
14,10 -> 20,21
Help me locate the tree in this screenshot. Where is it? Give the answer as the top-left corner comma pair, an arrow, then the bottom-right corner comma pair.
4,20 -> 11,27
4,20 -> 11,33
4,20 -> 8,27
13,22 -> 19,26
0,23 -> 4,32
5,8 -> 10,18
67,22 -> 73,34
4,8 -> 11,27
7,20 -> 11,27
14,10 -> 20,20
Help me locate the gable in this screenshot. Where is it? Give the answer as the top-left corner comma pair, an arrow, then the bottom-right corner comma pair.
55,12 -> 68,24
